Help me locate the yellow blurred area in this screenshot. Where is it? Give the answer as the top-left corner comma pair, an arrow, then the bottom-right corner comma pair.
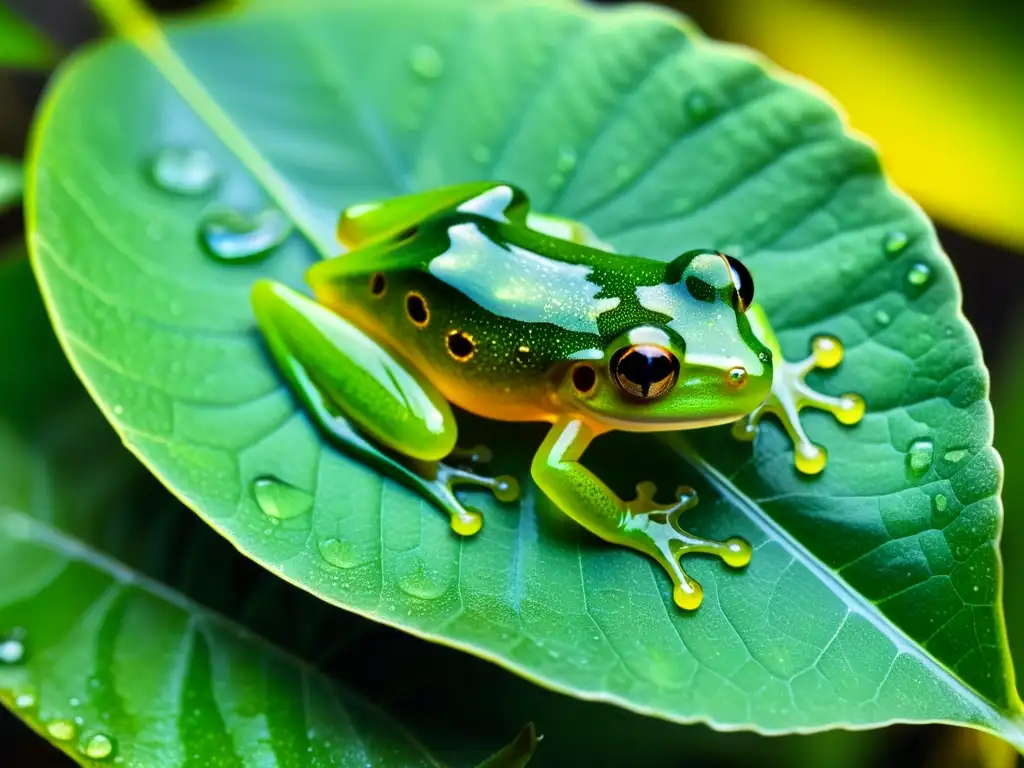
713,0 -> 1024,250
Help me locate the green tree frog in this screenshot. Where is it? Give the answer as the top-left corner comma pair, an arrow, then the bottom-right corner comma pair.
252,182 -> 864,610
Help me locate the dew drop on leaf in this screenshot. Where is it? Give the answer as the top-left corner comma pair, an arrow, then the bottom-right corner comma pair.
317,537 -> 363,569
685,90 -> 711,119
46,719 -> 77,741
14,692 -> 36,710
874,309 -> 891,326
883,230 -> 910,257
904,262 -> 932,292
253,476 -> 313,520
396,561 -> 447,601
81,733 -> 116,760
944,448 -> 969,464
906,439 -> 934,474
199,208 -> 293,263
470,144 -> 491,164
0,636 -> 25,664
555,147 -> 577,173
409,44 -> 444,79
149,148 -> 219,196
931,493 -> 955,526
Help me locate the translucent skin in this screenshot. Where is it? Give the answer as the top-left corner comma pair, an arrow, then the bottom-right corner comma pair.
251,182 -> 864,609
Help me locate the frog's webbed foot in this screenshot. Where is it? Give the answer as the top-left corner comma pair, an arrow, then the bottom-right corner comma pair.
411,457 -> 520,536
732,335 -> 864,475
623,482 -> 751,610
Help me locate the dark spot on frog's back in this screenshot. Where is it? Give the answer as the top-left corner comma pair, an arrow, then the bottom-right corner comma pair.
446,330 -> 476,362
406,291 -> 429,327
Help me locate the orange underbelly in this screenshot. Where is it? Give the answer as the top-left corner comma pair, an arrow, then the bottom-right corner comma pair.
327,295 -> 557,425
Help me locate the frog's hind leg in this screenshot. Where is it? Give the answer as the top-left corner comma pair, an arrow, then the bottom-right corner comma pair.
734,305 -> 865,475
532,418 -> 751,610
251,280 -> 519,535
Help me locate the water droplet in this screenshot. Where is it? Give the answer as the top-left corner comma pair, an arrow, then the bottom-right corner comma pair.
253,477 -> 313,520
934,494 -> 948,512
409,45 -> 444,79
69,697 -> 81,708
874,309 -> 891,326
81,733 -> 116,760
149,148 -> 219,196
906,438 -> 934,474
883,230 -> 910,257
944,449 -> 969,463
199,208 -> 293,263
905,262 -> 932,291
317,538 -> 362,569
0,637 -> 25,664
397,561 -> 446,601
46,719 -> 77,741
14,692 -> 36,710
685,90 -> 711,119
555,147 -> 577,173
470,144 -> 491,164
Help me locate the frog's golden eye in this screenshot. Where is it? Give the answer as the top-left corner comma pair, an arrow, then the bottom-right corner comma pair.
369,272 -> 386,297
611,345 -> 679,399
723,253 -> 754,311
405,291 -> 429,328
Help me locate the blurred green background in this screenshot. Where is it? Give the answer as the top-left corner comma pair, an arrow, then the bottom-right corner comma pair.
2,0 -> 1022,765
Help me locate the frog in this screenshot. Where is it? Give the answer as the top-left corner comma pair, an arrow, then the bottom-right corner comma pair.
251,181 -> 864,610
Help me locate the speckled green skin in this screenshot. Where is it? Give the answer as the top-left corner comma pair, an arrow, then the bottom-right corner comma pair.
252,182 -> 863,609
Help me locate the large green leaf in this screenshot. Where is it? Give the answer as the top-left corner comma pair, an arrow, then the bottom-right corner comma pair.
0,258 -> 530,766
29,0 -> 1022,746
0,4 -> 56,69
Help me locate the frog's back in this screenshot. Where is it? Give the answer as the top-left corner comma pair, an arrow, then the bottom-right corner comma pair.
307,210 -> 671,423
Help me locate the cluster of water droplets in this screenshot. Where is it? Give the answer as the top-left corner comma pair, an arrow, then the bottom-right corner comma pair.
1,629 -> 118,761
882,230 -> 933,295
147,148 -> 293,264
886,229 -> 944,485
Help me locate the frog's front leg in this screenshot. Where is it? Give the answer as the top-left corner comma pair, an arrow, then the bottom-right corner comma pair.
251,280 -> 518,535
532,418 -> 751,610
733,305 -> 865,475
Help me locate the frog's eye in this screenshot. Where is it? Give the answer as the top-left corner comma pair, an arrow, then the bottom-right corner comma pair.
724,254 -> 754,312
611,345 -> 679,400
